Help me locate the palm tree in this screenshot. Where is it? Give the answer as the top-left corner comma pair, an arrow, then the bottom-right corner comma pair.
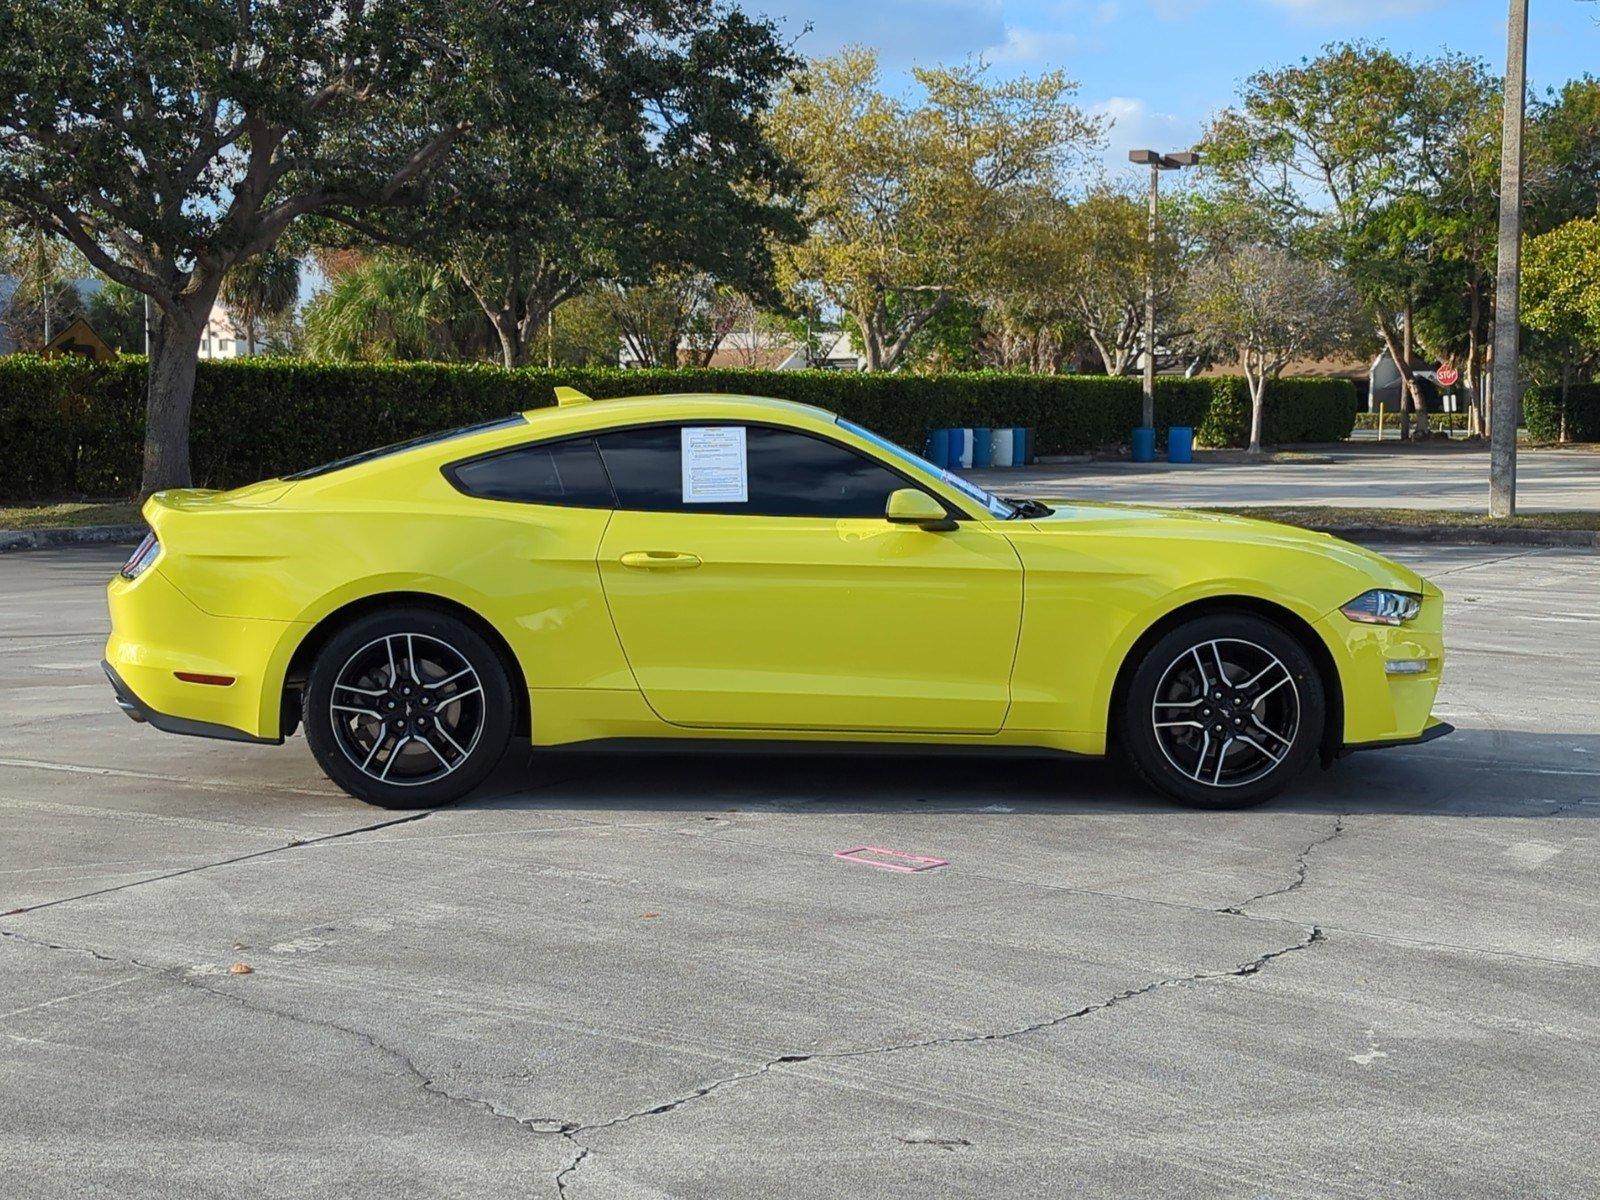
219,251 -> 300,354
302,254 -> 489,361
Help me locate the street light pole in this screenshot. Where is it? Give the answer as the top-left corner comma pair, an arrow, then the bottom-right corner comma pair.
1489,0 -> 1528,518
1128,150 -> 1198,439
1142,159 -> 1159,429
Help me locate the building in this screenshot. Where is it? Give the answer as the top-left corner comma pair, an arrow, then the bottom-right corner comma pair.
197,303 -> 256,359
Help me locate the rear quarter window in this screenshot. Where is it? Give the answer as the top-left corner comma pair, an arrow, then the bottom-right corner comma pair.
448,438 -> 615,508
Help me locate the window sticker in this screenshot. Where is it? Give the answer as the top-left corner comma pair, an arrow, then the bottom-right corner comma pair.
681,426 -> 748,503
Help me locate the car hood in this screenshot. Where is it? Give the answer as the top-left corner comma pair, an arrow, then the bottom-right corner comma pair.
1017,502 -> 1427,595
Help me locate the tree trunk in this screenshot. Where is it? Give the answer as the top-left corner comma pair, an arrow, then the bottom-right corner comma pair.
856,305 -> 886,371
1403,300 -> 1431,441
490,311 -> 526,368
140,303 -> 206,497
1247,367 -> 1266,455
1374,315 -> 1421,444
1464,281 -> 1484,438
1561,344 -> 1572,443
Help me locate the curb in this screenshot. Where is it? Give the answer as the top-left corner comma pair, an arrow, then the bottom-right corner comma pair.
0,525 -> 145,554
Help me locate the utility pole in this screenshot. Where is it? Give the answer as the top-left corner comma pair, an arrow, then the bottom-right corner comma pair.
38,231 -> 53,344
1128,150 -> 1198,446
1489,0 -> 1528,517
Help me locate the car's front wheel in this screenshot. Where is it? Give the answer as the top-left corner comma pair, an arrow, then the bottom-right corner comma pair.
1118,612 -> 1325,808
304,606 -> 514,808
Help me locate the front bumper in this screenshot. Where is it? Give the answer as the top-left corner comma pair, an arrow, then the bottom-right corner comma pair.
1340,716 -> 1454,757
1315,585 -> 1447,750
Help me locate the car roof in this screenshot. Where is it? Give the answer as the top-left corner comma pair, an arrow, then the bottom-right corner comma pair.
525,392 -> 838,433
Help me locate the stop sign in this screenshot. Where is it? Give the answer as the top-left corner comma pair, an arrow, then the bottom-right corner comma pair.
1436,363 -> 1459,388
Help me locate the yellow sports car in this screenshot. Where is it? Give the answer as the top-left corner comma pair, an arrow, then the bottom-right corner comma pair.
104,390 -> 1450,808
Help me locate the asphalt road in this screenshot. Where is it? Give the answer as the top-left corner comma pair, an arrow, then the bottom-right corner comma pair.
2,544 -> 1597,1199
967,443 -> 1600,512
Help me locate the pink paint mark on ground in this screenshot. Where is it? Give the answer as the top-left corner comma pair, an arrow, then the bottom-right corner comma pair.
834,846 -> 948,873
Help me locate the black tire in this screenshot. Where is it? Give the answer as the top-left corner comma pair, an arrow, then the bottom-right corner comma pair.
1116,612 -> 1325,809
304,606 -> 514,808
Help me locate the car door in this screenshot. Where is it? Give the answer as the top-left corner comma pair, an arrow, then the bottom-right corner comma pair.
593,421 -> 1024,734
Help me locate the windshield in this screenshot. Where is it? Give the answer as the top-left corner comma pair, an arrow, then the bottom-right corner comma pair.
837,418 -> 1017,519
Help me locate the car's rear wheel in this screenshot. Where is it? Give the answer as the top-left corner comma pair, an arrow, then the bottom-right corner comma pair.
304,606 -> 514,808
1117,612 -> 1325,808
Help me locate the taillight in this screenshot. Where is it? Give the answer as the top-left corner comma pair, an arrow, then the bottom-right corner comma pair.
120,532 -> 160,580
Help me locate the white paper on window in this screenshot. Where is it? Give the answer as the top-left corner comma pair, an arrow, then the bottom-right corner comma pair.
680,426 -> 748,503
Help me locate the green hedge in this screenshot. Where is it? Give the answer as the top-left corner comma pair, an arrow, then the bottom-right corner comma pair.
1197,377 -> 1361,447
0,357 -> 1359,500
1525,382 -> 1600,442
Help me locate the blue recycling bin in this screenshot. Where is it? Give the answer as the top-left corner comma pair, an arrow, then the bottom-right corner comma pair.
1167,425 -> 1194,464
1017,427 -> 1032,464
1131,426 -> 1156,463
926,427 -> 952,469
972,427 -> 992,468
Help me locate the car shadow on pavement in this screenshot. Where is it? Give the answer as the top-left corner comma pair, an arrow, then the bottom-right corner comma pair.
459,730 -> 1600,820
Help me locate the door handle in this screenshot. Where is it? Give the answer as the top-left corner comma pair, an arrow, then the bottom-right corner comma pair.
619,550 -> 702,571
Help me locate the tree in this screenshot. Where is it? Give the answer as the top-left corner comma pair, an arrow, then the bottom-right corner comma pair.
326,7 -> 799,369
541,294 -> 623,368
606,274 -> 755,368
768,49 -> 1103,371
1522,216 -> 1600,439
219,251 -> 300,355
1531,76 -> 1600,230
301,254 -> 488,362
0,0 -> 786,494
1186,245 -> 1357,453
84,279 -> 149,354
1202,44 -> 1442,439
0,228 -> 83,350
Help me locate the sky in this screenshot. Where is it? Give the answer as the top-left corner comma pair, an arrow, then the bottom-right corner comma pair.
741,0 -> 1600,183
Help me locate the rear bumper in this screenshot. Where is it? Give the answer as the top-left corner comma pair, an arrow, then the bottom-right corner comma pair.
105,566 -> 299,742
102,660 -> 280,745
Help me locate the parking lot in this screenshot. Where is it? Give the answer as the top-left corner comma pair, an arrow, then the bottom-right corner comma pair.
3,542 -> 1598,1198
968,442 -> 1600,512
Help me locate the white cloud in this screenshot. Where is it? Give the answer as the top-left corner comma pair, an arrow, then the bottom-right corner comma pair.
989,25 -> 1082,63
1088,96 -> 1205,180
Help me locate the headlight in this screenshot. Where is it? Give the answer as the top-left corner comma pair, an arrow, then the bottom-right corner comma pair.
120,532 -> 160,580
1340,589 -> 1421,626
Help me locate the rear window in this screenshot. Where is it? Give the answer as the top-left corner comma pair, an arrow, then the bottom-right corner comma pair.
284,415 -> 526,481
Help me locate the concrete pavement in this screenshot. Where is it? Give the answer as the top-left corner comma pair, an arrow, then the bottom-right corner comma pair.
968,443 -> 1600,512
2,545 -> 1598,1198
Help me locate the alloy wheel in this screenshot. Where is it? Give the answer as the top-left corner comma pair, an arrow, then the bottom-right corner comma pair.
1150,637 -> 1300,789
329,632 -> 486,787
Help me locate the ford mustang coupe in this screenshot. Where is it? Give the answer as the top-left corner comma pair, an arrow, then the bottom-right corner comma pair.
105,390 -> 1450,808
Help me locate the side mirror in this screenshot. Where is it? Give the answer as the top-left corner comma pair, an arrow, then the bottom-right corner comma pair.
885,488 -> 957,531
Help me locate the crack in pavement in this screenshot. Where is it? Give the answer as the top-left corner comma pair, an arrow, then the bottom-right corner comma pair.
1218,814 -> 1347,916
550,924 -> 1325,1197
2,809 -> 439,917
0,926 -> 569,1137
0,926 -> 121,963
3,916 -> 1323,1198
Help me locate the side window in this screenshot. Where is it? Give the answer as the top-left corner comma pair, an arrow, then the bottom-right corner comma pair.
450,438 -> 614,508
594,424 -> 939,519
